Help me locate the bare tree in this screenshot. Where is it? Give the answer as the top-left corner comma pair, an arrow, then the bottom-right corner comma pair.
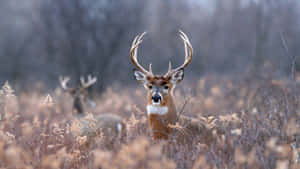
280,32 -> 298,81
0,0 -> 299,90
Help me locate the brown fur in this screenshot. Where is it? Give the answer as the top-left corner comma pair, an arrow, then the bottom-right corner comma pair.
145,76 -> 177,140
148,114 -> 170,139
146,75 -> 171,86
145,76 -> 178,140
145,76 -> 215,144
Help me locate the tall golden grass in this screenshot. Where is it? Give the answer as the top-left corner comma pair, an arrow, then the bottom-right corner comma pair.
0,75 -> 299,169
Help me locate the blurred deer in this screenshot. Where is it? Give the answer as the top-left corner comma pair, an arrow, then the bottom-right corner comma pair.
130,31 -> 214,142
59,76 -> 126,147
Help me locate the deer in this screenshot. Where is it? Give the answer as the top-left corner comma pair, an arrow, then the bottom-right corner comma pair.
59,75 -> 126,148
130,31 -> 215,144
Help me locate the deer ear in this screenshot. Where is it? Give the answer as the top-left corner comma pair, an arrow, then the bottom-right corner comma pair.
133,69 -> 147,83
170,69 -> 184,84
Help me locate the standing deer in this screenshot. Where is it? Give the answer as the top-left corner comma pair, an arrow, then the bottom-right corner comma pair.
59,75 -> 126,147
130,31 -> 215,142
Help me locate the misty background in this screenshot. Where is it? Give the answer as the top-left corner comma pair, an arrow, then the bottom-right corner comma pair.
0,0 -> 299,92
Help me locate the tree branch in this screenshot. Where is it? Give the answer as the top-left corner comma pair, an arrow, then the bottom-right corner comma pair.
280,31 -> 297,80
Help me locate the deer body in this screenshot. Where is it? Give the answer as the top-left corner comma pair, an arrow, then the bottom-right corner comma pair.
80,114 -> 126,140
146,85 -> 177,139
59,76 -> 126,145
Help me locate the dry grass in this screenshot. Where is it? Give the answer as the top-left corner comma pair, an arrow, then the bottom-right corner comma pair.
0,75 -> 299,169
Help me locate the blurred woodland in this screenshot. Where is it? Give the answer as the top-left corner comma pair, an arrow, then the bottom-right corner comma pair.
0,0 -> 299,91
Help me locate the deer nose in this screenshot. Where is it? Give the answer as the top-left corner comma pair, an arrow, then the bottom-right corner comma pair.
152,94 -> 161,103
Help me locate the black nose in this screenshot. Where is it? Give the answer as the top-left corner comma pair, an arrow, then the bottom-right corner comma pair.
152,94 -> 161,103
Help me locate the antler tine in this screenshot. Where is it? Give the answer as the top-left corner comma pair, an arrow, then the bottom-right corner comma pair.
179,30 -> 193,68
59,76 -> 71,90
80,75 -> 97,88
149,63 -> 153,74
168,61 -> 172,72
167,30 -> 193,74
179,34 -> 188,61
130,32 -> 152,75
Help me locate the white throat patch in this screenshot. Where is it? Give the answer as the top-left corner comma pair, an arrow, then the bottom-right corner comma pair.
117,123 -> 122,138
147,105 -> 168,115
117,123 -> 122,132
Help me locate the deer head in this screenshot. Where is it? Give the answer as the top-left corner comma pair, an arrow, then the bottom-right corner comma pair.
59,75 -> 97,115
131,30 -> 193,107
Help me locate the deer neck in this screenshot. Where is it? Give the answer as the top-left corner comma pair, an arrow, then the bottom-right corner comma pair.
146,93 -> 178,139
73,97 -> 84,115
147,93 -> 178,124
166,94 -> 178,124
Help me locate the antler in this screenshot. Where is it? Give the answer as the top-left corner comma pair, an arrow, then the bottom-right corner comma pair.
130,32 -> 153,75
59,76 -> 72,90
80,75 -> 97,88
167,30 -> 193,74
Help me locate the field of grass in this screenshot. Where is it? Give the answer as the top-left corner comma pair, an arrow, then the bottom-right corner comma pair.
0,74 -> 299,169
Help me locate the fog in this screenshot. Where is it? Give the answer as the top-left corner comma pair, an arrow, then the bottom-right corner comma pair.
0,0 -> 299,91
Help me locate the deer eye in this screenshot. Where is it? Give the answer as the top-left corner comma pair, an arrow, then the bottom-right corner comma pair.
149,85 -> 153,89
164,86 -> 169,90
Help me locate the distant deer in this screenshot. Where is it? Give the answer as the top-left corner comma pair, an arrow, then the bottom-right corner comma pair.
59,76 -> 126,146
